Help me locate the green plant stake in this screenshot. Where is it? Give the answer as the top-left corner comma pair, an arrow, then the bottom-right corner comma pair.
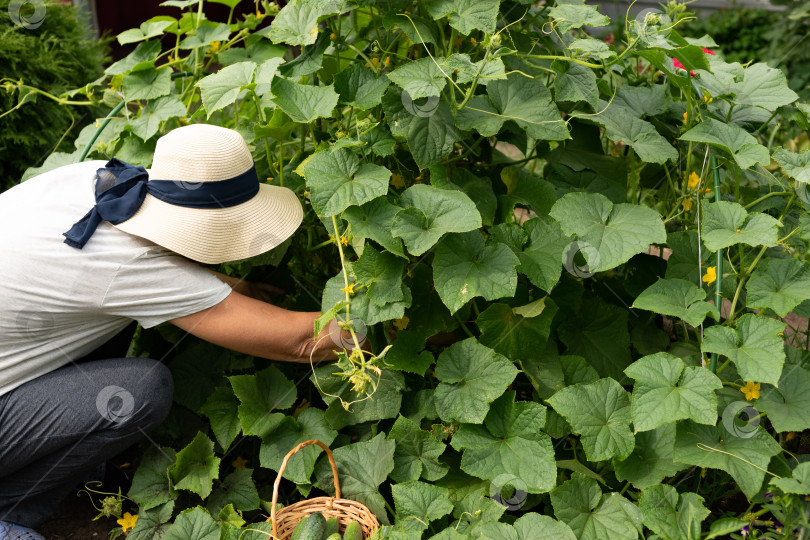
709,153 -> 722,374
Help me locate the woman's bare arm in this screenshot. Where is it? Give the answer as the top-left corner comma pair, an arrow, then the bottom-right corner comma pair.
169,290 -> 354,363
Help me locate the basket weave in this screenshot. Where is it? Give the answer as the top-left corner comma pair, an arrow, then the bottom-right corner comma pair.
267,439 -> 380,539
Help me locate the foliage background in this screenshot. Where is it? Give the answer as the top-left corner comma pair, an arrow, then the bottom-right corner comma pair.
4,0 -> 810,539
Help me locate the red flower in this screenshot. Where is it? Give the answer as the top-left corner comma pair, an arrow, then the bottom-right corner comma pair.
672,48 -> 714,76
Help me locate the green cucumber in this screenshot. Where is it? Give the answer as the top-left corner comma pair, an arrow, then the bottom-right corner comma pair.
323,517 -> 339,537
291,512 -> 326,540
324,535 -> 342,540
343,521 -> 363,540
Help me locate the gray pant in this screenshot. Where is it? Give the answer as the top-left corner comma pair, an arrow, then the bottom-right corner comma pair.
0,345 -> 173,527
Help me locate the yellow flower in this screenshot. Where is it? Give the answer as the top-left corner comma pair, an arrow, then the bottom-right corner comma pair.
786,432 -> 797,442
704,94 -> 713,103
371,57 -> 380,67
330,32 -> 336,40
700,468 -> 707,478
340,235 -> 348,246
232,456 -> 248,469
470,37 -> 477,46
341,282 -> 356,295
209,41 -> 221,53
393,316 -> 409,331
682,199 -> 693,211
683,111 -> 688,124
256,10 -> 265,19
390,173 -> 405,188
702,266 -> 717,285
384,56 -> 390,66
688,171 -> 700,189
741,381 -> 761,401
117,513 -> 138,533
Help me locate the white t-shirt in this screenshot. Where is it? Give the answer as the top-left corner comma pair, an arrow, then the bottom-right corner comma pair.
0,160 -> 232,396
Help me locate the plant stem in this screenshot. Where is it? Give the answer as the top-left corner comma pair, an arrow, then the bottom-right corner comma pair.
331,215 -> 365,359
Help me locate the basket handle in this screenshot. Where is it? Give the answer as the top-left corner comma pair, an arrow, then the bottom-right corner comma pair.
270,439 -> 341,537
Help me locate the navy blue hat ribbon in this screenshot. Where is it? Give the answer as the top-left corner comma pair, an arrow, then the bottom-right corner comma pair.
63,158 -> 259,249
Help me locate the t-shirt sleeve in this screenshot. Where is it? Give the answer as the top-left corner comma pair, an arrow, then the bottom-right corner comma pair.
100,246 -> 233,328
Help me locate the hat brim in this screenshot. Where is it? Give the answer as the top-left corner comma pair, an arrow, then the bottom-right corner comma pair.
114,184 -> 304,264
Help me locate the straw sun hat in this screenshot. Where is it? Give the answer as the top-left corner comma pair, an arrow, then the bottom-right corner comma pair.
113,124 -> 303,264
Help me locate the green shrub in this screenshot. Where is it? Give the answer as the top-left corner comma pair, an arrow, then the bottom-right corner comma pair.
0,0 -> 109,190
683,6 -> 771,64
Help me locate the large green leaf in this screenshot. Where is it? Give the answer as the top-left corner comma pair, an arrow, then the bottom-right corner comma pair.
206,469 -> 260,515
756,365 -> 810,433
554,63 -> 599,109
318,433 -> 395,524
624,353 -> 722,431
548,378 -> 635,461
352,245 -> 405,306
388,415 -> 449,483
270,77 -> 339,123
302,148 -> 390,216
387,57 -> 448,101
517,217 -> 568,292
613,424 -> 688,489
334,64 -> 391,109
673,420 -> 781,499
128,501 -> 173,540
696,62 -> 799,112
117,18 -> 174,45
591,102 -> 678,164
426,0 -> 500,34
179,21 -> 231,49
550,192 -> 666,272
550,474 -> 642,540
638,485 -> 709,540
773,147 -> 810,183
476,298 -> 557,360
321,271 -> 412,327
391,184 -> 481,256
199,387 -> 241,453
268,0 -> 342,46
433,338 -> 518,424
451,391 -> 557,493
557,296 -> 631,380
259,409 -> 337,483
196,62 -> 256,117
164,507 -> 219,540
458,73 -> 569,141
229,366 -> 297,438
392,481 -> 454,532
105,40 -> 162,75
632,278 -> 720,327
380,330 -> 435,376
513,514 -> 577,540
128,447 -> 177,511
167,432 -> 221,499
130,95 -> 186,141
700,201 -> 781,251
312,365 -> 406,429
432,232 -> 519,313
548,3 -> 610,33
746,258 -> 810,317
123,67 -> 172,101
382,87 -> 462,169
680,118 -> 770,170
701,313 -> 785,385
343,197 -> 406,257
771,462 -> 810,495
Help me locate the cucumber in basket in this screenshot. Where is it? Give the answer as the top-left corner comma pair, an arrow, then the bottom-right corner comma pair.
343,521 -> 363,540
323,517 -> 339,537
324,535 -> 342,540
291,512 -> 326,540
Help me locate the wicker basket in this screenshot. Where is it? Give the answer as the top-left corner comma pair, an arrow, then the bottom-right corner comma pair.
266,439 -> 380,539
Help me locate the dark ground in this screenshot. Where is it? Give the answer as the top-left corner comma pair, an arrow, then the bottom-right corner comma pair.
36,447 -> 138,540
